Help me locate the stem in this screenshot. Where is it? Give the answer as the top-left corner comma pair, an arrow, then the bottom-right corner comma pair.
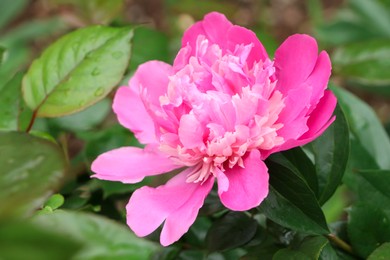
25,110 -> 38,133
326,234 -> 354,255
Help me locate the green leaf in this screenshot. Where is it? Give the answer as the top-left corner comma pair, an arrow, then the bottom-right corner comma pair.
368,242 -> 390,260
259,155 -> 329,235
331,86 -> 390,174
333,40 -> 390,93
44,194 -> 65,210
348,203 -> 390,258
48,98 -> 111,132
33,210 -> 159,259
306,105 -> 349,205
129,27 -> 169,71
282,147 -> 318,197
349,0 -> 390,37
359,170 -> 390,200
206,212 -> 258,252
0,0 -> 29,30
0,221 -> 81,260
22,25 -> 133,117
273,236 -> 329,260
0,72 -> 23,130
273,249 -> 310,260
0,132 -> 67,219
0,46 -> 5,64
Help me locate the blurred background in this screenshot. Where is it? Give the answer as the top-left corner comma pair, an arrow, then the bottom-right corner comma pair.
1,0 -> 390,259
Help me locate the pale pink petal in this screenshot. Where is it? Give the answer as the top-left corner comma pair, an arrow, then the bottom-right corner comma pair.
215,167 -> 229,194
274,34 -> 318,95
219,150 -> 269,211
178,114 -> 205,149
132,60 -> 173,105
126,169 -> 214,245
113,87 -> 156,144
227,26 -> 268,65
160,176 -> 214,246
91,146 -> 180,183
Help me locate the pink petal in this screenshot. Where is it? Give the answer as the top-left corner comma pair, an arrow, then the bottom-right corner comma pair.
182,12 -> 232,51
126,169 -> 214,245
160,176 -> 214,246
227,25 -> 268,65
273,90 -> 337,152
91,146 -> 180,183
305,51 -> 332,110
131,60 -> 173,106
274,34 -> 319,95
113,86 -> 156,144
301,90 -> 337,140
178,114 -> 205,149
219,149 -> 269,211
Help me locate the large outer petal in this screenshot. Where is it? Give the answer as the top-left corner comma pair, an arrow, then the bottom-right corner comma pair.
91,146 -> 181,183
182,12 -> 268,63
126,169 -> 214,246
274,34 -> 319,95
218,149 -> 269,211
113,86 -> 156,144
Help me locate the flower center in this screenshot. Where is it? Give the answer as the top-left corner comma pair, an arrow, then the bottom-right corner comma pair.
156,35 -> 285,183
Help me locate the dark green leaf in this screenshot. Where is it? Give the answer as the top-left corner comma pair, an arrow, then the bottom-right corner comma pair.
306,105 -> 349,205
259,187 -> 329,235
331,86 -> 390,176
359,170 -> 390,200
348,203 -> 390,258
0,46 -> 5,64
0,72 -> 23,130
333,40 -> 390,93
206,212 -> 258,252
273,249 -> 310,260
282,147 -> 318,196
0,0 -> 29,30
319,243 -> 339,260
260,155 -> 329,234
0,132 -> 66,219
0,221 -> 81,260
33,210 -> 159,259
273,236 -> 329,260
129,27 -> 169,71
368,242 -> 390,260
22,26 -> 133,117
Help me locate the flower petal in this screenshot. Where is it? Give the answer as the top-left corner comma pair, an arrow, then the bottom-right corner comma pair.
160,176 -> 213,246
126,169 -> 214,245
91,146 -> 180,183
132,60 -> 173,106
227,25 -> 268,65
113,86 -> 156,144
274,34 -> 318,95
178,114 -> 205,149
219,149 -> 269,211
182,12 -> 232,51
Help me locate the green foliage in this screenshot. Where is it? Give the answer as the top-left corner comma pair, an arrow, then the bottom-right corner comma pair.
22,26 -> 133,117
0,132 -> 67,219
33,210 -> 159,259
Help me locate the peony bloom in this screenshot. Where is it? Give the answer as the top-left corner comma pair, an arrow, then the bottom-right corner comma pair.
92,12 -> 336,246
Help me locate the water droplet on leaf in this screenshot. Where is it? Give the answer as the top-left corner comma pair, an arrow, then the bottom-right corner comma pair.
112,51 -> 123,59
91,68 -> 100,76
94,88 -> 104,97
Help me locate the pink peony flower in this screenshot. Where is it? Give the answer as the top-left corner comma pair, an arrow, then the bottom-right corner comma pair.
92,12 -> 336,246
